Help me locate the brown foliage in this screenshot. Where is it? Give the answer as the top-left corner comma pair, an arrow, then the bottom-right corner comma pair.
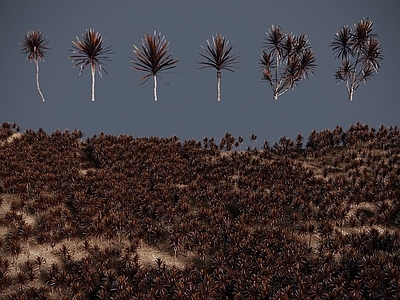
0,122 -> 399,299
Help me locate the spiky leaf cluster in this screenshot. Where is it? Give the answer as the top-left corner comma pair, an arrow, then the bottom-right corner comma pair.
131,31 -> 179,83
20,29 -> 51,62
69,28 -> 112,77
198,33 -> 240,72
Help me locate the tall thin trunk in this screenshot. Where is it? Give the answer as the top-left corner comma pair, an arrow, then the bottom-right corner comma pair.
91,64 -> 96,101
217,70 -> 221,101
35,60 -> 45,102
348,88 -> 354,101
153,75 -> 158,101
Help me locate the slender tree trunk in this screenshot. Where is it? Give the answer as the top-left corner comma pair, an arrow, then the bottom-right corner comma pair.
217,70 -> 221,101
153,75 -> 158,101
91,64 -> 95,101
348,88 -> 354,101
35,60 -> 45,102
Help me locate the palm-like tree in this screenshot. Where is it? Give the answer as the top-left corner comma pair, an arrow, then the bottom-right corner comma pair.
260,25 -> 316,100
198,33 -> 240,101
330,18 -> 383,101
69,28 -> 112,101
20,29 -> 51,102
131,31 -> 179,101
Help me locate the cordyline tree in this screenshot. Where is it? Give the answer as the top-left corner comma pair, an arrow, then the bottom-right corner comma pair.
198,33 -> 240,101
20,29 -> 51,102
131,31 -> 179,101
69,28 -> 113,101
260,25 -> 316,100
330,18 -> 383,101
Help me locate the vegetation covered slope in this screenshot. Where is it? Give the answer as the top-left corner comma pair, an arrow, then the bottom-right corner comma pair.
0,122 -> 399,299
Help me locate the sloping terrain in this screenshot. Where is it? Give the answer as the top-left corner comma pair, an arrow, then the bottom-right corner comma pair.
0,122 -> 399,299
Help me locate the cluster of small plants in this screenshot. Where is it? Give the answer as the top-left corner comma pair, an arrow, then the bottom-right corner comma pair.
0,121 -> 399,299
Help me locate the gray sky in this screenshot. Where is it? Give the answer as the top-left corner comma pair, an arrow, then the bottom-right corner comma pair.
1,1 -> 399,146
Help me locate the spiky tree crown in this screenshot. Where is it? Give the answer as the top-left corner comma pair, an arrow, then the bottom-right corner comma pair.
198,33 -> 240,72
21,29 -> 51,61
69,28 -> 112,77
131,31 -> 179,83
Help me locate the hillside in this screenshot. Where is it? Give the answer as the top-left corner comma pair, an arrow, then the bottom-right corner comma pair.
0,121 -> 399,299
